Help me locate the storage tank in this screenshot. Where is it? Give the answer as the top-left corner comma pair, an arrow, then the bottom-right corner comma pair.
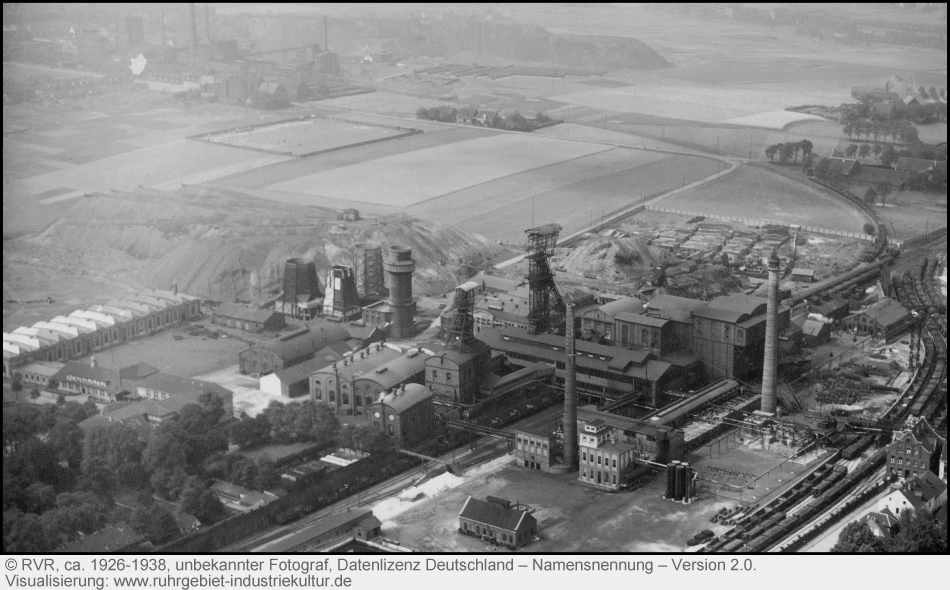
384,245 -> 416,339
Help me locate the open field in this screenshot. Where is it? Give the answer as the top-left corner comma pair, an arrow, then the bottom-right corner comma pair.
722,110 -> 826,130
876,203 -> 948,242
459,154 -> 723,243
214,126 -> 492,190
92,324 -> 248,378
551,82 -> 851,124
408,147 -> 670,224
203,117 -> 408,156
659,165 -> 872,234
267,133 -> 612,207
20,140 -> 293,197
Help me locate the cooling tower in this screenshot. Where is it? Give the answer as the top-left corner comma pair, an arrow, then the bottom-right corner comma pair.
761,251 -> 780,414
324,265 -> 361,321
282,258 -> 322,306
354,243 -> 386,299
384,246 -> 416,339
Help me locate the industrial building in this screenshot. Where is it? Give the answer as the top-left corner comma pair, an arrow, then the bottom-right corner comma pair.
212,303 -> 285,333
458,496 -> 537,549
477,327 -> 695,405
576,406 -> 685,465
368,383 -> 436,445
580,296 -> 646,341
275,257 -> 324,320
238,321 -> 350,376
886,419 -> 945,480
842,297 -> 913,342
4,289 -> 200,379
259,346 -> 354,398
310,343 -> 439,415
578,418 -> 638,491
514,425 -> 556,472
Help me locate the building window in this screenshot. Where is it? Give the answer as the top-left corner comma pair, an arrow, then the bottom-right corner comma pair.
314,388 -> 322,400
612,458 -> 617,468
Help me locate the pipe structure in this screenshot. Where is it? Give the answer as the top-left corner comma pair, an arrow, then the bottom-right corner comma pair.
761,251 -> 780,414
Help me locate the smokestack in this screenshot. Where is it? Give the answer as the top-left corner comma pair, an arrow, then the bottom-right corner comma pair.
324,15 -> 329,51
562,302 -> 578,470
761,251 -> 780,414
189,3 -> 198,52
160,7 -> 167,48
204,4 -> 211,42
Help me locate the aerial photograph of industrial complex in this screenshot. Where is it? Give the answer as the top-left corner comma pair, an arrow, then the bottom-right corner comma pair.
3,2 -> 947,560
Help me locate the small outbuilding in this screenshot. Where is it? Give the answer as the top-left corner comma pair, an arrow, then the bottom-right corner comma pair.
213,303 -> 285,333
458,496 -> 537,549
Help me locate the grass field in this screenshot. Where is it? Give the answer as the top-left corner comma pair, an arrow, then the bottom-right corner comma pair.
266,133 -> 612,207
722,110 -> 827,130
660,165 -> 871,233
551,82 -> 850,124
20,140 -> 292,197
458,154 -> 722,243
204,117 -> 406,156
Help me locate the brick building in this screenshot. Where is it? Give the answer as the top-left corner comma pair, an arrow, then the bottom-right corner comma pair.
578,419 -> 637,491
514,425 -> 556,472
458,496 -> 536,549
368,383 -> 436,446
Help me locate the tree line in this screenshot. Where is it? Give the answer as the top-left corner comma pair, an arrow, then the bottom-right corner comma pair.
832,509 -> 946,553
416,105 -> 553,132
764,140 -> 814,165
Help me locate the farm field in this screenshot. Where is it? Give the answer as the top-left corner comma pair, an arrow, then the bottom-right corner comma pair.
266,133 -> 612,207
20,140 -> 293,198
876,203 -> 948,242
408,147 -> 670,224
722,110 -> 826,130
202,117 -> 408,156
213,126 -> 491,190
659,165 -> 872,234
550,81 -> 851,124
458,154 -> 722,243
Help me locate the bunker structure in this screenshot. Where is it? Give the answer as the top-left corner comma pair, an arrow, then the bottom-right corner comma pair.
277,257 -> 323,321
354,243 -> 387,303
323,265 -> 361,321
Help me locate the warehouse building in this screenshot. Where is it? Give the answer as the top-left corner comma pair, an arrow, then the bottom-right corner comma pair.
212,303 -> 285,333
12,361 -> 64,389
424,341 -> 493,406
580,297 -> 646,341
238,321 -> 351,375
4,289 -> 200,378
477,327 -> 695,405
458,496 -> 537,549
311,344 -> 439,415
843,298 -> 913,342
368,383 -> 436,445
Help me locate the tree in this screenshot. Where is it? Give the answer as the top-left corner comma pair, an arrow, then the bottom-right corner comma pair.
832,521 -> 885,553
881,144 -> 899,168
47,378 -> 59,392
427,107 -> 441,121
864,187 -> 878,205
11,376 -> 23,401
29,386 -> 41,404
230,415 -> 271,449
415,107 -> 430,120
858,143 -> 871,160
863,222 -> 877,236
81,422 -> 147,492
927,86 -> 939,101
149,466 -> 189,501
48,419 -> 84,471
919,86 -> 927,98
872,144 -> 883,160
814,157 -> 832,180
130,504 -> 180,545
877,181 -> 893,205
887,508 -> 947,553
182,486 -> 226,526
845,144 -> 859,159
800,139 -> 813,160
764,145 -> 778,161
40,492 -> 111,549
3,511 -> 51,553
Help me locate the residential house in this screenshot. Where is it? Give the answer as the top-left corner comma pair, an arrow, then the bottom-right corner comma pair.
54,521 -> 146,553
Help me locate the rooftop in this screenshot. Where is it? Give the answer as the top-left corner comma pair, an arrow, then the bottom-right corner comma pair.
376,383 -> 434,413
855,297 -> 911,328
459,496 -> 533,532
54,521 -> 143,553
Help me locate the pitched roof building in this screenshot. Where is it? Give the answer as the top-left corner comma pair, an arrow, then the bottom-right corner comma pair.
458,496 -> 537,549
212,303 -> 286,333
